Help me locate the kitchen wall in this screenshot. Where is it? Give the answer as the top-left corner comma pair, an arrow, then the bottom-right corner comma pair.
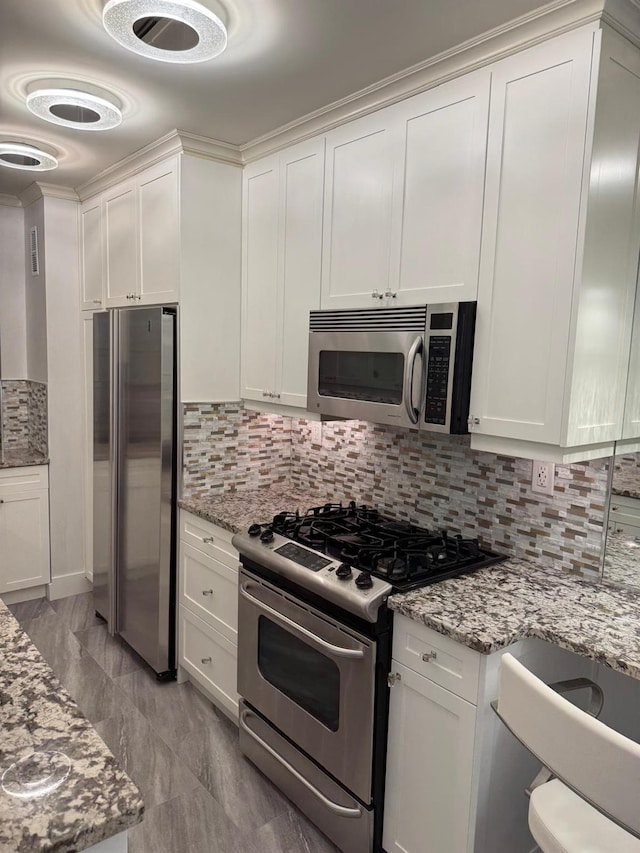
182,402 -> 609,577
0,204 -> 28,379
0,379 -> 47,454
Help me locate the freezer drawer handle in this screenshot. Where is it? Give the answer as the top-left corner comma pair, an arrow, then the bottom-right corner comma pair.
240,709 -> 363,819
239,583 -> 365,660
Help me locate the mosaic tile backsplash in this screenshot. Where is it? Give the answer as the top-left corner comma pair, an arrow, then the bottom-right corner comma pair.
1,380 -> 48,455
182,403 -> 610,576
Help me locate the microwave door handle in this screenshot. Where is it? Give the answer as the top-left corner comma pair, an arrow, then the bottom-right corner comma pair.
239,583 -> 365,660
403,335 -> 423,425
239,710 -> 364,819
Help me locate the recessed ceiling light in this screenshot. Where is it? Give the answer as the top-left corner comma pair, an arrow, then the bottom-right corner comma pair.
26,88 -> 122,131
0,143 -> 58,172
102,0 -> 228,64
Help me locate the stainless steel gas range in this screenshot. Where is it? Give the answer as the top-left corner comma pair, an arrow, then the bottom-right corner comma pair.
232,502 -> 503,853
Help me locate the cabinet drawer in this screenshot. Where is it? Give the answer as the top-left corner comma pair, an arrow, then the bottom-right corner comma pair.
0,465 -> 48,492
179,606 -> 238,718
180,510 -> 238,569
392,614 -> 480,704
180,542 -> 238,641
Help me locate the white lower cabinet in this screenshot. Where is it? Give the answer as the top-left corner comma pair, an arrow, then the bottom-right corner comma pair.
178,510 -> 239,719
383,662 -> 477,853
0,466 -> 50,595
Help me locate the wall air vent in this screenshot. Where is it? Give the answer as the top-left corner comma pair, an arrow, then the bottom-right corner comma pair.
30,226 -> 39,276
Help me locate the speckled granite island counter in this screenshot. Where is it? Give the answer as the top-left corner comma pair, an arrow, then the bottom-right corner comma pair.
390,557 -> 640,680
0,450 -> 48,469
179,485 -> 345,534
0,600 -> 144,853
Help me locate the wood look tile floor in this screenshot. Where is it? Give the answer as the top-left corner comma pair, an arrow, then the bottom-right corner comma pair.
10,593 -> 339,853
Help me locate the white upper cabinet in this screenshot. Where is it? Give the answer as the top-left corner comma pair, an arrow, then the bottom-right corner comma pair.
79,197 -> 104,310
138,159 -> 180,306
242,137 -> 325,408
320,72 -> 490,311
102,158 -> 180,308
469,26 -> 640,459
389,70 -> 490,306
321,112 -> 396,309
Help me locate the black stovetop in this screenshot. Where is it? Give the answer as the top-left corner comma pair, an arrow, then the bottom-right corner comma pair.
267,501 -> 504,592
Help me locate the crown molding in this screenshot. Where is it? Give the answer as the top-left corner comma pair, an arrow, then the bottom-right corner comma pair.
241,0 -> 620,163
0,193 -> 21,208
19,182 -> 79,206
76,129 -> 242,201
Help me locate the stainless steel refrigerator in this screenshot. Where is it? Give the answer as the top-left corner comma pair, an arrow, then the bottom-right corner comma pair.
93,306 -> 177,678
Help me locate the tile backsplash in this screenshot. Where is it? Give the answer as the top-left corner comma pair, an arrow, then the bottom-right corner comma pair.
1,380 -> 48,455
182,402 -> 609,577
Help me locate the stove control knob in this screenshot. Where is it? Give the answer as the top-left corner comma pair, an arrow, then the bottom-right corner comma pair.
248,524 -> 262,537
355,571 -> 373,589
336,563 -> 352,580
260,528 -> 274,544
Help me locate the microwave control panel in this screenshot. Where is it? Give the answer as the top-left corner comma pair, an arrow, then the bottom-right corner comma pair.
424,336 -> 451,425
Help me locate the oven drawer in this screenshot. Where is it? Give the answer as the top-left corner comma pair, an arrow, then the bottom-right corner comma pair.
179,542 -> 238,641
180,510 -> 238,569
179,606 -> 238,718
392,614 -> 480,704
239,702 -> 373,853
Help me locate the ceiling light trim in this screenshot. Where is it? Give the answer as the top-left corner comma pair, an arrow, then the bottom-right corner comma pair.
26,88 -> 122,131
0,143 -> 58,172
102,0 -> 227,64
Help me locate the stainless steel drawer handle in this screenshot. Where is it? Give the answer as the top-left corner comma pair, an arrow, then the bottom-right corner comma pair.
422,651 -> 437,663
202,589 -> 214,597
202,536 -> 215,544
239,583 -> 365,660
239,710 -> 363,819
201,656 -> 212,664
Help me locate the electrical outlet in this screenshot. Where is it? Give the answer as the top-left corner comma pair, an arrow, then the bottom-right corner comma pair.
531,460 -> 555,495
310,421 -> 323,446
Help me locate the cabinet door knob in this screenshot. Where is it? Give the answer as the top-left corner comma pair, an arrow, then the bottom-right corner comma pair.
387,672 -> 401,687
422,651 -> 437,663
201,656 -> 212,665
384,290 -> 397,299
92,299 -> 101,304
371,290 -> 383,300
0,499 -> 4,504
274,393 -> 281,399
202,536 -> 215,544
202,589 -> 214,597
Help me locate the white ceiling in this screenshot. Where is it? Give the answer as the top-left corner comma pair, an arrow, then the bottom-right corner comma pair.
0,0 -> 548,197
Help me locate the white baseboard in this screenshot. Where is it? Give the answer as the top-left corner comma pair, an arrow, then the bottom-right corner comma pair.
2,585 -> 48,605
47,572 -> 92,601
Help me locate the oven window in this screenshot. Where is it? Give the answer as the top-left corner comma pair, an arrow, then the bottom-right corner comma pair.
318,350 -> 404,405
258,616 -> 340,731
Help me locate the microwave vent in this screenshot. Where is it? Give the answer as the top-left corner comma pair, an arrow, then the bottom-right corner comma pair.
310,306 -> 426,333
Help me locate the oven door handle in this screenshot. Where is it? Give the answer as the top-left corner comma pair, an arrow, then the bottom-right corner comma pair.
403,335 -> 423,425
240,709 -> 364,819
239,583 -> 366,660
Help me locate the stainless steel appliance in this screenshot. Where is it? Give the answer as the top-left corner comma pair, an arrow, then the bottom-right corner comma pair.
233,502 -> 504,853
93,307 -> 177,678
307,302 -> 476,433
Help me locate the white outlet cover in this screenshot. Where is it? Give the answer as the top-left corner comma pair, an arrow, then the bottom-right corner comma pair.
310,421 -> 323,445
531,460 -> 555,495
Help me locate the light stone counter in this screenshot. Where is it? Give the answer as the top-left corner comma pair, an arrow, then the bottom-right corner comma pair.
0,449 -> 48,469
0,600 -> 144,852
390,558 -> 640,680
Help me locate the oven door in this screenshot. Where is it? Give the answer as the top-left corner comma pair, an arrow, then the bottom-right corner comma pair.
238,569 -> 376,803
307,330 -> 424,429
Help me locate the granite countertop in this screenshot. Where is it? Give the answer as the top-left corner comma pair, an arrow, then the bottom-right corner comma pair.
0,601 -> 144,852
0,449 -> 49,470
390,557 -> 640,679
179,485 -> 344,534
603,529 -> 640,588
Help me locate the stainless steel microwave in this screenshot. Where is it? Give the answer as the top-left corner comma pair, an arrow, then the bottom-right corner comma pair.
307,302 -> 476,433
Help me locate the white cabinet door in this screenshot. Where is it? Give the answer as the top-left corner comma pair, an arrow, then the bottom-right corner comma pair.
0,490 -> 50,594
383,661 -> 476,853
139,157 -> 180,305
321,112 -> 397,309
80,197 -> 104,310
390,70 -> 490,306
276,137 -> 325,408
82,313 -> 94,582
241,155 -> 279,402
469,29 -> 595,444
104,180 -> 138,307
